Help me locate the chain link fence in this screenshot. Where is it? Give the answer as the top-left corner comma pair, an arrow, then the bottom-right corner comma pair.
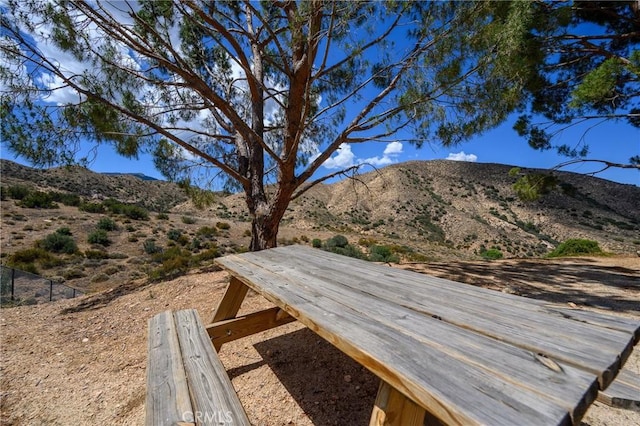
0,265 -> 83,306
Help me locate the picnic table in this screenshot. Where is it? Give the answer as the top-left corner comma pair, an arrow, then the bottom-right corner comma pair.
148,245 -> 639,425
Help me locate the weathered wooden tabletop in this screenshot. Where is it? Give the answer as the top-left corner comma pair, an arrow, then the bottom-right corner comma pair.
215,246 -> 639,425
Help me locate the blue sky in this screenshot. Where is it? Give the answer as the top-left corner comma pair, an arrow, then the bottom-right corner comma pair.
1,2 -> 638,188
3,112 -> 636,186
2,111 -> 638,186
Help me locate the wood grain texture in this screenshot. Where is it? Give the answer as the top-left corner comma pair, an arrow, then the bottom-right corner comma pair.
206,307 -> 295,348
215,246 -> 639,426
146,311 -> 194,426
370,381 -> 427,426
173,310 -> 251,426
233,247 -> 638,387
597,369 -> 640,411
209,276 -> 249,324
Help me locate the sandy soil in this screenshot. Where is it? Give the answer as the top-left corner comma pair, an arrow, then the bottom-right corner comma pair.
1,255 -> 638,425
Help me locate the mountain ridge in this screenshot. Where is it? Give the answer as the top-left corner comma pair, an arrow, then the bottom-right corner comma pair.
1,158 -> 639,294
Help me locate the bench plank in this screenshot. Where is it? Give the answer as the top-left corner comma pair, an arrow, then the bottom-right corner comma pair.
597,369 -> 640,411
173,310 -> 251,426
146,311 -> 194,426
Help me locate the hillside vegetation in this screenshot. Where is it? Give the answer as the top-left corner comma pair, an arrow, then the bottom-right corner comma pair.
1,159 -> 639,297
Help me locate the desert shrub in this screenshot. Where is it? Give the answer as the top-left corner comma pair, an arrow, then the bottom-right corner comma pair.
102,199 -> 149,220
149,247 -> 192,280
7,185 -> 30,200
311,238 -> 322,248
216,221 -> 231,230
181,216 -> 196,224
55,227 -> 72,236
123,205 -> 149,220
196,226 -> 218,238
20,191 -> 58,209
358,237 -> 378,247
62,268 -> 86,280
97,217 -> 118,231
480,248 -> 503,260
156,212 -> 169,220
79,202 -> 106,213
242,229 -> 251,237
0,186 -> 6,201
328,244 -> 366,259
167,229 -> 182,241
91,273 -> 110,283
548,239 -> 602,258
325,234 -> 349,249
7,248 -> 63,272
369,245 -> 400,263
195,247 -> 219,262
190,238 -> 202,251
40,232 -> 78,254
51,192 -> 81,206
143,239 -> 162,254
85,250 -> 109,259
88,230 -> 111,246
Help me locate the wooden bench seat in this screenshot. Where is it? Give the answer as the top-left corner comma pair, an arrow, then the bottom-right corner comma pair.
146,309 -> 250,426
597,368 -> 640,412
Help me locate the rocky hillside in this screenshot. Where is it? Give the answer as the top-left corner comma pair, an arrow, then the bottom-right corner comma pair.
0,160 -> 187,212
212,160 -> 640,258
1,159 -> 638,297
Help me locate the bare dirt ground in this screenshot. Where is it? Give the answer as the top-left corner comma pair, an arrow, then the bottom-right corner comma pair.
1,254 -> 638,426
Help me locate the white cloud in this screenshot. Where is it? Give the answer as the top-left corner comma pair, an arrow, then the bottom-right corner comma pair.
383,141 -> 403,156
323,144 -> 356,169
446,151 -> 478,162
323,141 -> 404,169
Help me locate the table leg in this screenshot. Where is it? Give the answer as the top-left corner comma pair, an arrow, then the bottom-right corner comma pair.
369,381 -> 428,426
210,276 -> 249,324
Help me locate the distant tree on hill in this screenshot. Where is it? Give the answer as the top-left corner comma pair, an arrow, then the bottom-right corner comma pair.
1,1 -> 534,250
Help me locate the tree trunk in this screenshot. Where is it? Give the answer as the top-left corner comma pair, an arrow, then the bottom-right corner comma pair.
249,213 -> 279,251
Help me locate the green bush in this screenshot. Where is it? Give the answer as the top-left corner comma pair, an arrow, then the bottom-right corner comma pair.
157,212 -> 169,220
369,245 -> 400,263
79,202 -> 106,213
143,239 -> 162,254
548,239 -> 602,257
20,191 -> 58,209
123,205 -> 149,220
55,227 -> 72,236
311,238 -> 322,248
7,185 -> 30,200
167,229 -> 182,241
51,192 -> 81,206
40,232 -> 78,254
7,248 -> 63,271
88,229 -> 111,246
182,216 -> 196,224
216,221 -> 231,230
480,248 -> 503,260
85,249 -> 109,259
97,217 -> 118,231
325,234 -> 349,249
197,226 -> 219,238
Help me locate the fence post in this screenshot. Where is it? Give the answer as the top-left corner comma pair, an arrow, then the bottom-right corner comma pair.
11,267 -> 15,301
50,280 -> 53,302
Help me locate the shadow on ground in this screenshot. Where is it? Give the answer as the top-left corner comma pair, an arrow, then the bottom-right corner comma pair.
229,328 -> 379,425
406,258 -> 640,313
